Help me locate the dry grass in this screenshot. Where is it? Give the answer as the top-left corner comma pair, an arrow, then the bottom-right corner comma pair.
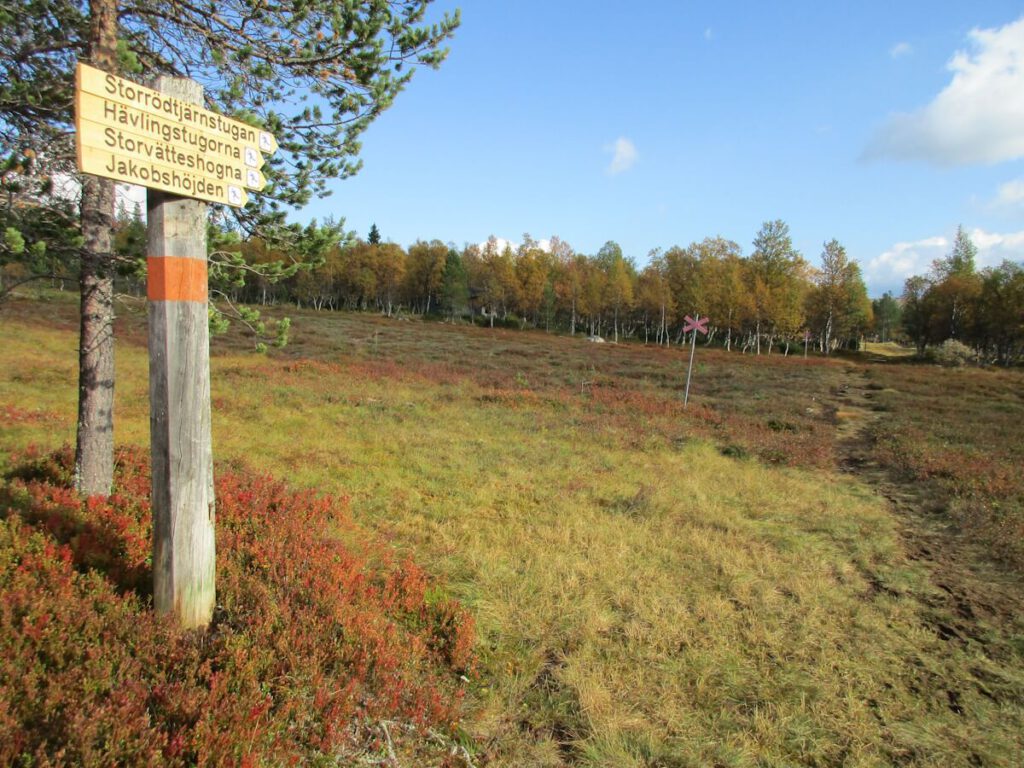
2,294 -> 1023,766
861,342 -> 915,359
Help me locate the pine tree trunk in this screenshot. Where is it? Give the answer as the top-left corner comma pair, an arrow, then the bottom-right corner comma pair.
75,176 -> 117,495
74,0 -> 119,496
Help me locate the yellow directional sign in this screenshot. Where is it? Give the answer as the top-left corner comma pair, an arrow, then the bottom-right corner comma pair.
77,91 -> 265,169
74,62 -> 276,206
77,118 -> 267,191
76,63 -> 277,155
79,144 -> 249,208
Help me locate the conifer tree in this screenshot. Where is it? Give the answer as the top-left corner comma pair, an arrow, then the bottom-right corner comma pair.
0,0 -> 459,493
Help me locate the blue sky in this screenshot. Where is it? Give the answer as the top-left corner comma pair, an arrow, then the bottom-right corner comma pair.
299,0 -> 1024,296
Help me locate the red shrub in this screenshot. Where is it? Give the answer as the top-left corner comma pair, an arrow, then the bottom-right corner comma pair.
0,448 -> 474,766
0,403 -> 64,425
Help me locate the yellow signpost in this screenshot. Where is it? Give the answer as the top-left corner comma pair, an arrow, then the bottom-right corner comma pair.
72,62 -> 279,628
74,62 -> 276,207
76,92 -> 267,170
77,119 -> 267,190
78,143 -> 250,207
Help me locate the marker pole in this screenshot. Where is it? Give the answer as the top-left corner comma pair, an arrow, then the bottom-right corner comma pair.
684,314 -> 699,408
148,74 -> 215,629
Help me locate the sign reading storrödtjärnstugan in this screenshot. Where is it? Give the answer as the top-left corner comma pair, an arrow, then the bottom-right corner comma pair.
74,62 -> 277,207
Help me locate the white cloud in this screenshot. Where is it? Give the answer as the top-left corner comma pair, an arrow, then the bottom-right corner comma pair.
865,16 -> 1024,165
604,137 -> 638,176
889,41 -> 912,58
704,28 -> 713,42
969,227 -> 1024,257
117,183 -> 147,214
866,236 -> 949,289
992,178 -> 1024,211
866,228 -> 1024,292
50,174 -> 146,217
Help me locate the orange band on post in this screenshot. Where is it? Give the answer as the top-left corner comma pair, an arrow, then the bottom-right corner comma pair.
147,256 -> 208,302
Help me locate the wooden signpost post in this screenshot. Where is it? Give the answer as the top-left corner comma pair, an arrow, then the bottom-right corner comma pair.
682,314 -> 709,408
74,62 -> 276,628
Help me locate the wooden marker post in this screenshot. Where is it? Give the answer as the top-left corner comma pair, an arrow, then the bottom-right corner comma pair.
75,62 -> 277,628
147,75 -> 216,629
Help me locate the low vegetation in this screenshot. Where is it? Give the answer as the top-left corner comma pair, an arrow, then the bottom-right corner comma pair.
2,293 -> 1023,766
864,362 -> 1024,568
1,442 -> 472,765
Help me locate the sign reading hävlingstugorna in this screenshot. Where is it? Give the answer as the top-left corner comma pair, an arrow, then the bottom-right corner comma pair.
74,62 -> 277,207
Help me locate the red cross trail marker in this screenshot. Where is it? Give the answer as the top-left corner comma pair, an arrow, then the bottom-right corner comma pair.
683,314 -> 708,408
683,314 -> 709,335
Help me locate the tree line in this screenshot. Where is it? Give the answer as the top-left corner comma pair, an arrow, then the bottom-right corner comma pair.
12,204 -> 1021,367
210,218 -> 873,355
899,227 -> 1024,366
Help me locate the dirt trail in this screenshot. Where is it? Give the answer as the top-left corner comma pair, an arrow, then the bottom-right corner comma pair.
829,365 -> 1024,669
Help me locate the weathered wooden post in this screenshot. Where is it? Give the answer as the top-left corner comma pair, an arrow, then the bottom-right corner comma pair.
147,75 -> 216,629
75,61 -> 275,627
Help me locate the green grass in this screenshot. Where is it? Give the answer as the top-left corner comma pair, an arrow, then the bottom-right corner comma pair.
2,294 -> 1023,766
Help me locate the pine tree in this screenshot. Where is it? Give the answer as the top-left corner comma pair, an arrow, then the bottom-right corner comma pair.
368,223 -> 382,245
0,0 -> 459,494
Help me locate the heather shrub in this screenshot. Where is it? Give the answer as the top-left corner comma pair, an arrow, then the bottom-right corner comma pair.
922,339 -> 976,367
0,448 -> 474,766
